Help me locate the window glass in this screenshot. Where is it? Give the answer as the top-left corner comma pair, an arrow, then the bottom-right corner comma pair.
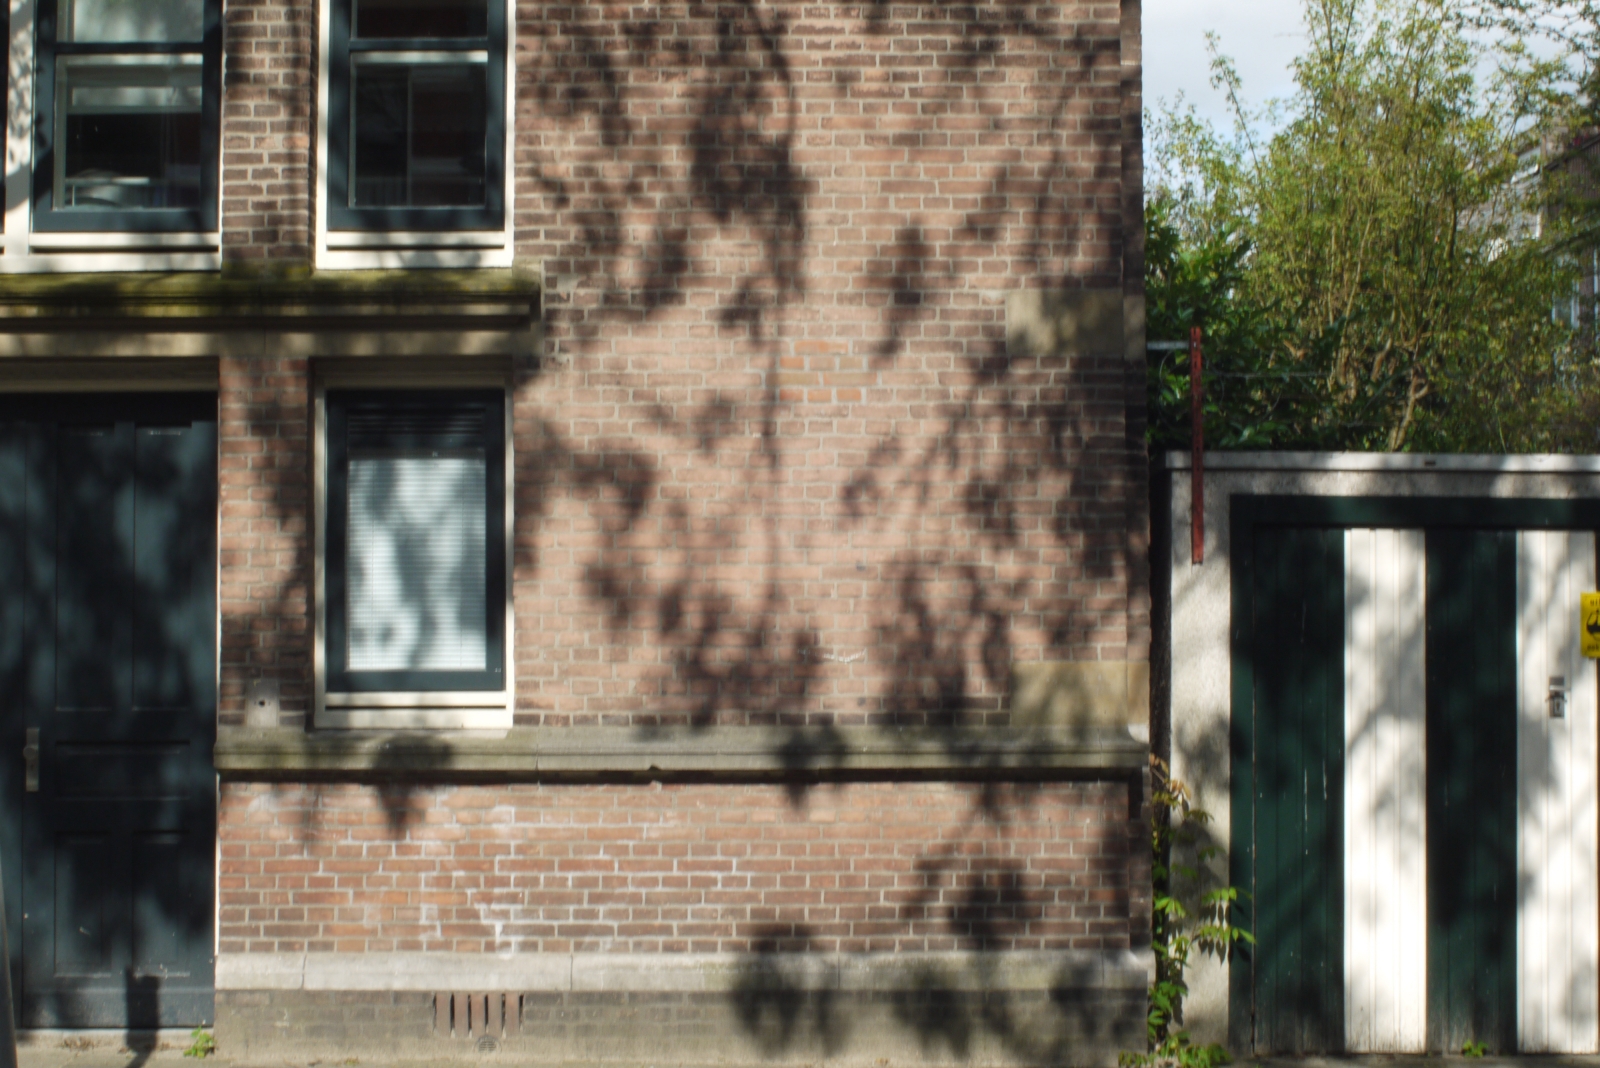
351,62 -> 487,208
346,448 -> 488,672
61,0 -> 204,43
355,0 -> 486,39
31,0 -> 220,232
56,58 -> 204,211
324,390 -> 505,695
326,0 -> 503,233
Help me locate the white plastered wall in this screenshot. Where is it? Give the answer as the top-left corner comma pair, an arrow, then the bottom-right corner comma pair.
1165,452 -> 1600,1047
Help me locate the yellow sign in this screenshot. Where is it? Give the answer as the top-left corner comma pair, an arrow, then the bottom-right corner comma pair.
1584,592 -> 1600,659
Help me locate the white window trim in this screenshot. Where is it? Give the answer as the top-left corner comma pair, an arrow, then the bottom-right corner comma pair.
3,0 -> 223,273
312,361 -> 515,729
313,0 -> 515,271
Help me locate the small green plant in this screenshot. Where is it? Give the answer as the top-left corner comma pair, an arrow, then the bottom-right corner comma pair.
1462,1040 -> 1489,1058
183,1028 -> 216,1059
1121,756 -> 1254,1068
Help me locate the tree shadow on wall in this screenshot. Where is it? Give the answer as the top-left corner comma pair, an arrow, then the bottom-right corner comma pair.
507,0 -> 1143,1048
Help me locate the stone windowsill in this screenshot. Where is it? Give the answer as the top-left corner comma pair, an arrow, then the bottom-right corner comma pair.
213,725 -> 1148,780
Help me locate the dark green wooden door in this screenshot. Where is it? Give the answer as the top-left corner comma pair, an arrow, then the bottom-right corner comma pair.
0,394 -> 217,1028
1233,526 -> 1345,1053
1424,529 -> 1517,1053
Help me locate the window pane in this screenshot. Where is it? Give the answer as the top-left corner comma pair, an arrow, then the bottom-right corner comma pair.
346,449 -> 487,673
57,58 -> 203,211
352,63 -> 487,209
355,0 -> 487,39
62,0 -> 204,42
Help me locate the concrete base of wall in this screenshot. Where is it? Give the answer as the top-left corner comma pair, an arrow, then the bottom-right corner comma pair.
217,988 -> 1145,1066
215,952 -> 1149,1066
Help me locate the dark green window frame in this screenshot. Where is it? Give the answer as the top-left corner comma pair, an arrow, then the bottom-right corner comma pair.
324,389 -> 507,694
324,0 -> 507,233
31,0 -> 222,233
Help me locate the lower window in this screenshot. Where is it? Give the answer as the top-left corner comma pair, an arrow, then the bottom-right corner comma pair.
320,389 -> 508,719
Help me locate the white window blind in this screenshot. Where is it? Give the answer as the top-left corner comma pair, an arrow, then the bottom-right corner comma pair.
345,448 -> 487,671
64,0 -> 204,42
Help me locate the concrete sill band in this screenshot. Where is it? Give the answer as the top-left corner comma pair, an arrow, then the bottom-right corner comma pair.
0,268 -> 541,321
213,725 -> 1149,780
216,949 -> 1154,994
1165,449 -> 1600,474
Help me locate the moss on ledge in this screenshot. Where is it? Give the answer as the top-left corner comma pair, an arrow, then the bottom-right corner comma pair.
213,725 -> 1149,782
0,266 -> 541,319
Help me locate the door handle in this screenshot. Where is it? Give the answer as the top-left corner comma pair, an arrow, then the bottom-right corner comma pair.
23,728 -> 38,793
1550,676 -> 1570,719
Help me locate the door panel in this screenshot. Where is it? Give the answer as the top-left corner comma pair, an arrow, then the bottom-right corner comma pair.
54,834 -> 115,975
53,424 -> 135,713
1515,530 -> 1599,1053
133,424 -> 217,712
1343,529 -> 1427,1052
1425,529 -> 1518,1054
0,428 -> 27,1008
0,394 -> 216,1029
1242,525 -> 1345,1054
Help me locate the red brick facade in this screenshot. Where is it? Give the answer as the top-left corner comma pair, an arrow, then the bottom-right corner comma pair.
219,355 -> 313,726
220,781 -> 1143,955
213,0 -> 1148,731
7,0 -> 1149,1058
220,0 -> 314,259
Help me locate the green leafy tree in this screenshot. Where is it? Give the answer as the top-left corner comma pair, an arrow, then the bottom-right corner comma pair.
1149,0 -> 1593,453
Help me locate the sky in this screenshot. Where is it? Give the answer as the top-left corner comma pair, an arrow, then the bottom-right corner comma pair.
1143,0 -> 1307,127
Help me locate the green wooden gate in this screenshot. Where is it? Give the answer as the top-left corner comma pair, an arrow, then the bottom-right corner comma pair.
1230,508 -> 1534,1054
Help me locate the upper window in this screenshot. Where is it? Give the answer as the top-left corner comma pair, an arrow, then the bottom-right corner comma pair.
32,0 -> 221,234
322,389 -> 508,706
322,0 -> 507,248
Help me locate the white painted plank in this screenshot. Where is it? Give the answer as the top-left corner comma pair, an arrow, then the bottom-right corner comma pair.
1344,528 -> 1428,1052
1517,530 -> 1599,1053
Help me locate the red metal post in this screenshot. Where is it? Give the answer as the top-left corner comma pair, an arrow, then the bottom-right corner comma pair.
1190,326 -> 1204,565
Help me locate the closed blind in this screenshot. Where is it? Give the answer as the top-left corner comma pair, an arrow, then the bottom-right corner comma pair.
346,448 -> 487,672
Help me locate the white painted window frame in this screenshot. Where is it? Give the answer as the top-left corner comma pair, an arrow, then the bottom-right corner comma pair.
312,362 -> 515,729
313,0 -> 515,271
3,0 -> 223,272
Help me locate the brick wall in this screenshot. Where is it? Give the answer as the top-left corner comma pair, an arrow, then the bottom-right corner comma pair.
1120,0 -> 1150,671
218,780 -> 1143,954
209,0 -> 1145,729
218,356 -> 312,725
509,0 -> 1138,725
221,0 -> 314,260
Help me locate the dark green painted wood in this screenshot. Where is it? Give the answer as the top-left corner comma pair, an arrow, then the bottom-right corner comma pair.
0,427 -> 28,1021
1424,529 -> 1518,1054
1228,506 -> 1258,1054
1233,526 -> 1345,1054
0,396 -> 216,1029
1233,494 -> 1600,533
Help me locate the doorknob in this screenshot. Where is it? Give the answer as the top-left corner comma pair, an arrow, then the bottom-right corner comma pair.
23,728 -> 38,793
